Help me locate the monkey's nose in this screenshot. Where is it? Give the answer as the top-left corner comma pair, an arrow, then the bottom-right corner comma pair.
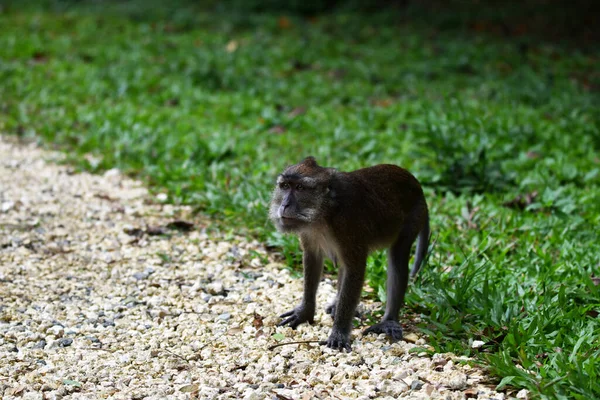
277,205 -> 287,218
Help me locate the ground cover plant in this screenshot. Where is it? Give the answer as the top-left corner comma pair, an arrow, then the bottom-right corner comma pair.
1,0 -> 599,398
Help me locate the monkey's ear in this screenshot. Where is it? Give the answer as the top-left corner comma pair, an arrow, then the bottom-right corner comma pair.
327,184 -> 337,199
302,156 -> 318,167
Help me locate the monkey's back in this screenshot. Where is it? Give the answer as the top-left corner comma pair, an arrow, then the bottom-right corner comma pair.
329,164 -> 427,250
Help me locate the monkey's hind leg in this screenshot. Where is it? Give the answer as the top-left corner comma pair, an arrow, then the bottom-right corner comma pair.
363,238 -> 411,341
325,258 -> 342,317
325,263 -> 362,318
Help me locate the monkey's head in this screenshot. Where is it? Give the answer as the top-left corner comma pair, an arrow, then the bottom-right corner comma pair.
269,156 -> 335,233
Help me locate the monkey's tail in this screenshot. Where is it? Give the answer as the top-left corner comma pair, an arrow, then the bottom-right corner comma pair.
410,212 -> 430,278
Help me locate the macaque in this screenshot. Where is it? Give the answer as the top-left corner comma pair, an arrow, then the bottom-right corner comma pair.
269,157 -> 429,351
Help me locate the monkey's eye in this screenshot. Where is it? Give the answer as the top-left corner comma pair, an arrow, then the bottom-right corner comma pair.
296,184 -> 304,191
279,182 -> 290,190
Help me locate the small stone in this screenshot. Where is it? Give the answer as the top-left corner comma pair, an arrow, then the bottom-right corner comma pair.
58,338 -> 73,347
207,282 -> 224,295
133,268 -> 153,280
448,374 -> 467,390
516,389 -> 530,399
32,339 -> 47,349
47,325 -> 64,337
403,332 -> 419,343
393,370 -> 408,380
472,340 -> 485,349
218,313 -> 231,321
104,168 -> 120,178
156,193 -> 168,202
411,380 -> 423,390
103,319 -> 115,327
1,200 -> 14,212
424,384 -> 435,396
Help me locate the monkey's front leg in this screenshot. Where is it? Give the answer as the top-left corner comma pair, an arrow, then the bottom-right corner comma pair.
321,257 -> 366,352
278,249 -> 323,329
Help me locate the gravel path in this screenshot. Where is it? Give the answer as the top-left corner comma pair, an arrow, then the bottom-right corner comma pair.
0,136 -> 506,399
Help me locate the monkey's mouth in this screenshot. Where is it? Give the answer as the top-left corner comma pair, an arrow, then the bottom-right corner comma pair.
278,216 -> 305,229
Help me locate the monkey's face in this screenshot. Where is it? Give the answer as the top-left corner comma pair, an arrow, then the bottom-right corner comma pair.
269,157 -> 332,233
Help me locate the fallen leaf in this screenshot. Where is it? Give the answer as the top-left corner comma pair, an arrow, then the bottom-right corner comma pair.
424,384 -> 434,396
328,68 -> 346,80
228,327 -> 243,335
8,386 -> 26,395
370,98 -> 394,107
288,107 -> 306,118
63,379 -> 82,388
302,392 -> 315,400
272,333 -> 285,341
278,16 -> 292,29
94,193 -> 116,201
291,60 -> 311,71
270,125 -> 286,134
253,312 -> 264,329
31,51 -> 48,63
124,227 -> 144,237
80,53 -> 94,63
179,384 -> 199,393
166,220 -> 194,232
503,191 -> 539,210
273,391 -> 293,400
165,98 -> 180,107
146,226 -> 167,236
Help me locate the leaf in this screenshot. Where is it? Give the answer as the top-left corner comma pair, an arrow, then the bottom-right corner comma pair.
63,379 -> 82,388
179,384 -> 199,393
496,375 -> 516,390
272,333 -> 285,341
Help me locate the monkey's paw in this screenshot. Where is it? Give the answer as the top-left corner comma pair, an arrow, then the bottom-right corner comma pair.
278,307 -> 314,329
363,320 -> 403,341
319,331 -> 352,352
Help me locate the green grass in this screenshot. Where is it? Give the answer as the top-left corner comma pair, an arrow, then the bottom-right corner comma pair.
1,1 -> 599,398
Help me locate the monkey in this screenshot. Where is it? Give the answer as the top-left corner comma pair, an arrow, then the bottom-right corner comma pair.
269,156 -> 429,351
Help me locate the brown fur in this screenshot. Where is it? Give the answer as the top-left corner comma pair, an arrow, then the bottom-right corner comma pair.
270,157 -> 430,351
